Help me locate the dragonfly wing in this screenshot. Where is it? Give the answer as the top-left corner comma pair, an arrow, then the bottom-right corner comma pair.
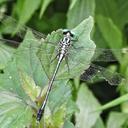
80,63 -> 127,86
91,48 -> 128,62
69,47 -> 128,63
0,14 -> 46,40
0,38 -> 55,54
92,48 -> 122,62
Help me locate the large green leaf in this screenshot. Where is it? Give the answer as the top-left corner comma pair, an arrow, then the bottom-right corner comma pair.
38,16 -> 95,80
75,84 -> 101,128
0,30 -> 76,127
0,41 -> 15,70
14,0 -> 41,31
63,120 -> 75,128
18,70 -> 41,102
93,24 -> 108,48
0,31 -> 47,93
117,0 -> 128,28
107,112 -> 128,128
40,80 -> 74,128
96,0 -> 128,29
96,15 -> 122,62
96,15 -> 122,49
67,0 -> 95,28
0,0 -> 6,4
0,91 -> 32,128
92,118 -> 105,128
95,0 -> 118,26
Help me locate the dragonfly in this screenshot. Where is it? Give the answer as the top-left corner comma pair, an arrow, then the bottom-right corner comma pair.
0,14 -> 128,122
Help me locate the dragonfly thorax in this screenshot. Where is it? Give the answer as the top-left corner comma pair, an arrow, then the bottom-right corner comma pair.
58,31 -> 73,59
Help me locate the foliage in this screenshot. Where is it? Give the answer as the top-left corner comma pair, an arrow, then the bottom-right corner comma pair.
0,0 -> 128,128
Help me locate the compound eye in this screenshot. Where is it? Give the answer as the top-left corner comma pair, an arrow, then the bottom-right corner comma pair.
63,29 -> 70,35
70,33 -> 74,38
70,31 -> 78,41
70,31 -> 76,37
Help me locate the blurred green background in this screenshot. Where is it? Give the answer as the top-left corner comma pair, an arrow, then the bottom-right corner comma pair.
0,0 -> 128,128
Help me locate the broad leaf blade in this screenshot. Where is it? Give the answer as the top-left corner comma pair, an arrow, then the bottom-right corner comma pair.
15,0 -> 41,32
0,42 -> 15,70
0,30 -> 75,127
38,16 -> 95,80
0,30 -> 47,97
63,121 -> 75,128
0,91 -> 32,128
0,0 -> 6,4
92,118 -> 105,128
75,84 -> 100,128
67,0 -> 95,28
96,15 -> 122,62
107,112 -> 128,128
18,70 -> 41,102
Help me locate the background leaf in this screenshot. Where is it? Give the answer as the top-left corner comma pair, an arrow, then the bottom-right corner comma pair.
75,84 -> 101,128
15,0 -> 41,31
38,16 -> 95,80
93,118 -> 105,128
0,0 -> 6,4
96,15 -> 122,62
0,41 -> 15,69
63,120 -> 75,128
0,91 -> 32,128
67,0 -> 95,28
40,0 -> 53,18
107,112 -> 128,128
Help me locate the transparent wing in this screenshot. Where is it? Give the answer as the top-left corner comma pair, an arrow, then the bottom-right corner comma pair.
1,38 -> 127,86
80,63 -> 127,86
1,38 -> 128,62
71,46 -> 128,63
0,14 -> 46,40
1,15 -> 128,62
91,48 -> 127,62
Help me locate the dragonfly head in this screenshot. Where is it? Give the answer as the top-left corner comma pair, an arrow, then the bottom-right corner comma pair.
63,29 -> 77,41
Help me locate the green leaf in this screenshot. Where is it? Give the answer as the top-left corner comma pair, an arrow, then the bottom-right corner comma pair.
0,30 -> 75,127
96,0 -> 128,29
15,0 -> 41,31
93,25 -> 108,48
0,91 -> 32,128
0,30 -> 47,100
96,15 -> 122,49
75,84 -> 101,128
96,15 -> 122,62
107,112 -> 128,128
117,0 -> 128,29
18,70 -> 41,102
40,80 -> 74,127
63,121 -> 75,128
0,0 -> 6,4
39,0 -> 53,18
0,42 -> 15,70
38,16 -> 95,80
92,118 -> 105,128
95,0 -> 118,26
48,81 -> 72,111
67,0 -> 95,28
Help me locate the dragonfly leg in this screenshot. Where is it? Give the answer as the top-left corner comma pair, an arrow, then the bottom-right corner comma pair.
71,43 -> 84,51
65,55 -> 70,74
50,53 -> 59,63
